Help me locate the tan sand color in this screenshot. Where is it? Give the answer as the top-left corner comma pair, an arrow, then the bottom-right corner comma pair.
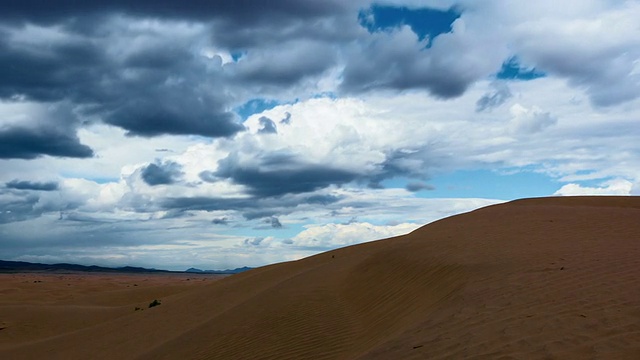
1,196 -> 639,359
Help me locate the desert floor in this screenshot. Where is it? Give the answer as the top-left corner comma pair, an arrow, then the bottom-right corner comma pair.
1,196 -> 639,359
0,272 -> 222,352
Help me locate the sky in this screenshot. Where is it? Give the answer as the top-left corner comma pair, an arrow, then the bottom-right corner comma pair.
1,0 -> 639,271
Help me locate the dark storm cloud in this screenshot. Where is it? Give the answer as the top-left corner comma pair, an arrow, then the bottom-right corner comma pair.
141,161 -> 183,186
207,2 -> 361,50
0,19 -> 243,139
102,93 -> 243,138
5,180 -> 59,191
214,154 -> 359,197
476,82 -> 512,112
0,127 -> 93,159
206,147 -> 438,199
258,117 -> 278,134
159,191 -> 343,220
248,165 -> 355,194
0,0 -> 352,25
0,0 -> 348,140
0,35 -> 104,102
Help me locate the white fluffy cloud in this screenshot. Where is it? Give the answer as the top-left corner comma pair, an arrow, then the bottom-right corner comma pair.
292,222 -> 421,248
554,179 -> 634,196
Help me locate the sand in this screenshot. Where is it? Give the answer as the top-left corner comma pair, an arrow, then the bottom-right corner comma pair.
1,196 -> 639,359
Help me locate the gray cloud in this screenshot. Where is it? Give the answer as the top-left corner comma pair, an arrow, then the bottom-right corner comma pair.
367,148 -> 435,188
228,40 -> 338,87
340,22 -> 504,98
518,48 -> 640,107
158,191 -> 344,221
0,126 -> 93,159
0,1 -> 354,25
211,217 -> 229,225
214,154 -> 359,197
405,181 -> 435,192
5,180 -> 59,191
0,18 -> 244,139
268,217 -> 283,228
243,237 -> 265,246
141,161 -> 183,186
258,117 -> 278,134
476,82 -> 512,112
280,112 -> 292,125
159,196 -> 280,220
304,194 -> 342,205
510,106 -> 557,134
0,193 -> 41,224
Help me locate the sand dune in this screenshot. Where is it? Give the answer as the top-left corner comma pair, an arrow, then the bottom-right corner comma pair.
2,196 -> 640,359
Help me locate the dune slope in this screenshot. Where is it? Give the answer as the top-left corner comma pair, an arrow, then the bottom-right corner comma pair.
2,196 -> 640,359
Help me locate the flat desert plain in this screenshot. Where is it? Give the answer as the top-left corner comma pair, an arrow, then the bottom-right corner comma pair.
1,196 -> 640,359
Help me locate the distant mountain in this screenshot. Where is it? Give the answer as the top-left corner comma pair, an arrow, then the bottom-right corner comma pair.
0,260 -> 254,275
185,266 -> 253,274
0,260 -> 172,274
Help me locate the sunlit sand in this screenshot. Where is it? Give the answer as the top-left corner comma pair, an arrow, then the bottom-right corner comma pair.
1,196 -> 639,359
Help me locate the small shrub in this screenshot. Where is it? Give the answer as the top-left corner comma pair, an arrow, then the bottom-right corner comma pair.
148,299 -> 161,308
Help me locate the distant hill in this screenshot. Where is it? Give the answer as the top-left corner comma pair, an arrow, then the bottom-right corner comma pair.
0,260 -> 173,274
185,266 -> 253,274
0,260 -> 254,275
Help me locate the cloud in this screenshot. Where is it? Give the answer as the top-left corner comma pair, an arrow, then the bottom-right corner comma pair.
213,152 -> 360,197
244,237 -> 266,246
141,161 -> 183,186
211,217 -> 229,225
486,0 -> 640,106
405,182 -> 435,192
0,18 -> 244,138
269,217 -> 283,228
509,104 -> 556,134
554,179 -> 633,196
228,40 -> 338,87
0,126 -> 93,159
0,0 -> 356,25
280,112 -> 292,125
5,180 -> 59,191
290,221 -> 420,249
476,81 -> 512,112
258,117 -> 278,134
341,18 -> 507,98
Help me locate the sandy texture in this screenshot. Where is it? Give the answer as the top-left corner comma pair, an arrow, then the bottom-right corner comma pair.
2,196 -> 640,359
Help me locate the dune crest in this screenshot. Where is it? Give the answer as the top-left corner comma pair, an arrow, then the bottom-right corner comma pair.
2,196 -> 640,359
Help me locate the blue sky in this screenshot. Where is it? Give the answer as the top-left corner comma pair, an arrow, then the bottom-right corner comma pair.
1,1 -> 639,270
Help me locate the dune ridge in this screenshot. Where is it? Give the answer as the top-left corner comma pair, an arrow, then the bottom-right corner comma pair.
1,196 -> 640,359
